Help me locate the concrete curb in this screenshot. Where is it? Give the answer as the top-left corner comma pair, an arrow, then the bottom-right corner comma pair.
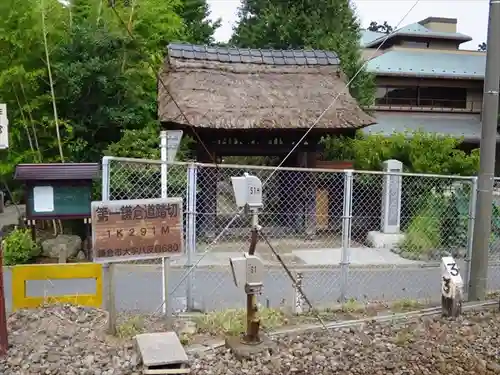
3,261 -> 500,273
104,261 -> 500,272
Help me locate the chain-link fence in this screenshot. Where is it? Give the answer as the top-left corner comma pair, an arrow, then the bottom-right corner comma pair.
348,170 -> 475,304
487,178 -> 500,293
102,156 -> 499,314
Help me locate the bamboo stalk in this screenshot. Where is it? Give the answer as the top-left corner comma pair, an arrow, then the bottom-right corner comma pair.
69,1 -> 73,29
121,0 -> 136,71
19,79 -> 42,161
11,84 -> 35,153
41,0 -> 65,162
97,0 -> 103,26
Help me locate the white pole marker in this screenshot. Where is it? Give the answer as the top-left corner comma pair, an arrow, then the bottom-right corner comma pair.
292,272 -> 304,315
441,256 -> 463,317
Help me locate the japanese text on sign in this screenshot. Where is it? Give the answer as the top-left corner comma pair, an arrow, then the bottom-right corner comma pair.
91,197 -> 183,263
95,203 -> 179,222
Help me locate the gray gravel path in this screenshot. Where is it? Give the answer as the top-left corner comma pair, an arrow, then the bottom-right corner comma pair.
2,304 -> 500,374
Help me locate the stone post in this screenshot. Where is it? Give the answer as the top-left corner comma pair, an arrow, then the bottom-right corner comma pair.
366,159 -> 405,249
381,159 -> 403,234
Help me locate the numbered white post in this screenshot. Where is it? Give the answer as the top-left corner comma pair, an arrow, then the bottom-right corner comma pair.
292,272 -> 304,315
441,256 -> 463,317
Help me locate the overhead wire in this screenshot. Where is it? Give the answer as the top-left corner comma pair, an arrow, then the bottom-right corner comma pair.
162,0 -> 423,304
259,230 -> 327,329
107,0 -> 422,314
108,5 -> 220,165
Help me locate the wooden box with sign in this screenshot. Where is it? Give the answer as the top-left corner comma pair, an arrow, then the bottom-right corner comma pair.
14,163 -> 100,244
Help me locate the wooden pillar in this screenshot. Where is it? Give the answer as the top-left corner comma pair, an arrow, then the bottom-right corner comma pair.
305,151 -> 317,239
297,151 -> 317,239
196,148 -> 217,240
294,152 -> 307,234
280,153 -> 300,234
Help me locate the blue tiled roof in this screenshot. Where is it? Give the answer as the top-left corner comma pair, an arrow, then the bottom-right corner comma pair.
363,22 -> 472,48
366,49 -> 485,79
360,30 -> 386,47
363,112 -> 499,142
167,43 -> 340,66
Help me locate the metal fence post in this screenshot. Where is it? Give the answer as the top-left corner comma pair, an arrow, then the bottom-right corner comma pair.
160,131 -> 168,199
340,170 -> 353,303
101,156 -> 111,201
465,177 -> 478,295
186,162 -> 198,311
0,235 -> 9,357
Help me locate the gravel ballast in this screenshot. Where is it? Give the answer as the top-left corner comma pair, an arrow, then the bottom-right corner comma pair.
1,304 -> 499,374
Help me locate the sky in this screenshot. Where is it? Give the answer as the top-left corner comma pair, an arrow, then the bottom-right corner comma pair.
207,0 -> 489,51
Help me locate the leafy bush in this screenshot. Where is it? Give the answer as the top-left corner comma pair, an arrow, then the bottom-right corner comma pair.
399,186 -> 470,256
2,228 -> 40,266
323,130 -> 479,254
104,123 -> 195,161
399,193 -> 445,255
321,130 -> 479,176
441,184 -> 470,249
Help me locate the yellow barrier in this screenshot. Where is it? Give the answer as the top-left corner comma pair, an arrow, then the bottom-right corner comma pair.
12,263 -> 103,311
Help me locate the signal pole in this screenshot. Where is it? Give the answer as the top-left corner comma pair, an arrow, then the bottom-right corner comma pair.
469,0 -> 500,300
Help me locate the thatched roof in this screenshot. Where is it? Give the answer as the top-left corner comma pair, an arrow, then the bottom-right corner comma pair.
158,43 -> 375,131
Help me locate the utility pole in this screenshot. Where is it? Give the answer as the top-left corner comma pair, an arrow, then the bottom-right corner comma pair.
469,0 -> 500,301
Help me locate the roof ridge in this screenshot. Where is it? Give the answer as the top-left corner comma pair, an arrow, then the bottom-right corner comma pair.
364,21 -> 472,48
167,43 -> 339,66
389,47 -> 482,55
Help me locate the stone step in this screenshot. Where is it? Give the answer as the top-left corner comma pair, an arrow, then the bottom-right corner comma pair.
135,332 -> 190,374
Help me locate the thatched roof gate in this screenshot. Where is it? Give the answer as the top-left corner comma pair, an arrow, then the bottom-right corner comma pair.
158,43 -> 375,133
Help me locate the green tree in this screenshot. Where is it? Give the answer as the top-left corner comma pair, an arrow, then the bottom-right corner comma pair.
0,0 -> 70,174
176,0 -> 221,44
230,0 -> 375,105
0,0 -> 185,162
51,22 -> 155,162
0,0 -> 205,195
367,21 -> 394,34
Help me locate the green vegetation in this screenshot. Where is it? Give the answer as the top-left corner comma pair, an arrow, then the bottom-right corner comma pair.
390,298 -> 423,312
399,193 -> 446,256
0,0 -> 215,196
2,228 -> 40,265
322,131 -> 480,256
321,131 -> 479,176
231,0 -> 375,106
116,315 -> 145,339
195,308 -> 289,336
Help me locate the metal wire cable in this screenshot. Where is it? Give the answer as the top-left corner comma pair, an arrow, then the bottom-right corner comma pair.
107,0 -> 421,313
259,230 -> 327,329
163,0 -> 422,302
260,0 -> 422,185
